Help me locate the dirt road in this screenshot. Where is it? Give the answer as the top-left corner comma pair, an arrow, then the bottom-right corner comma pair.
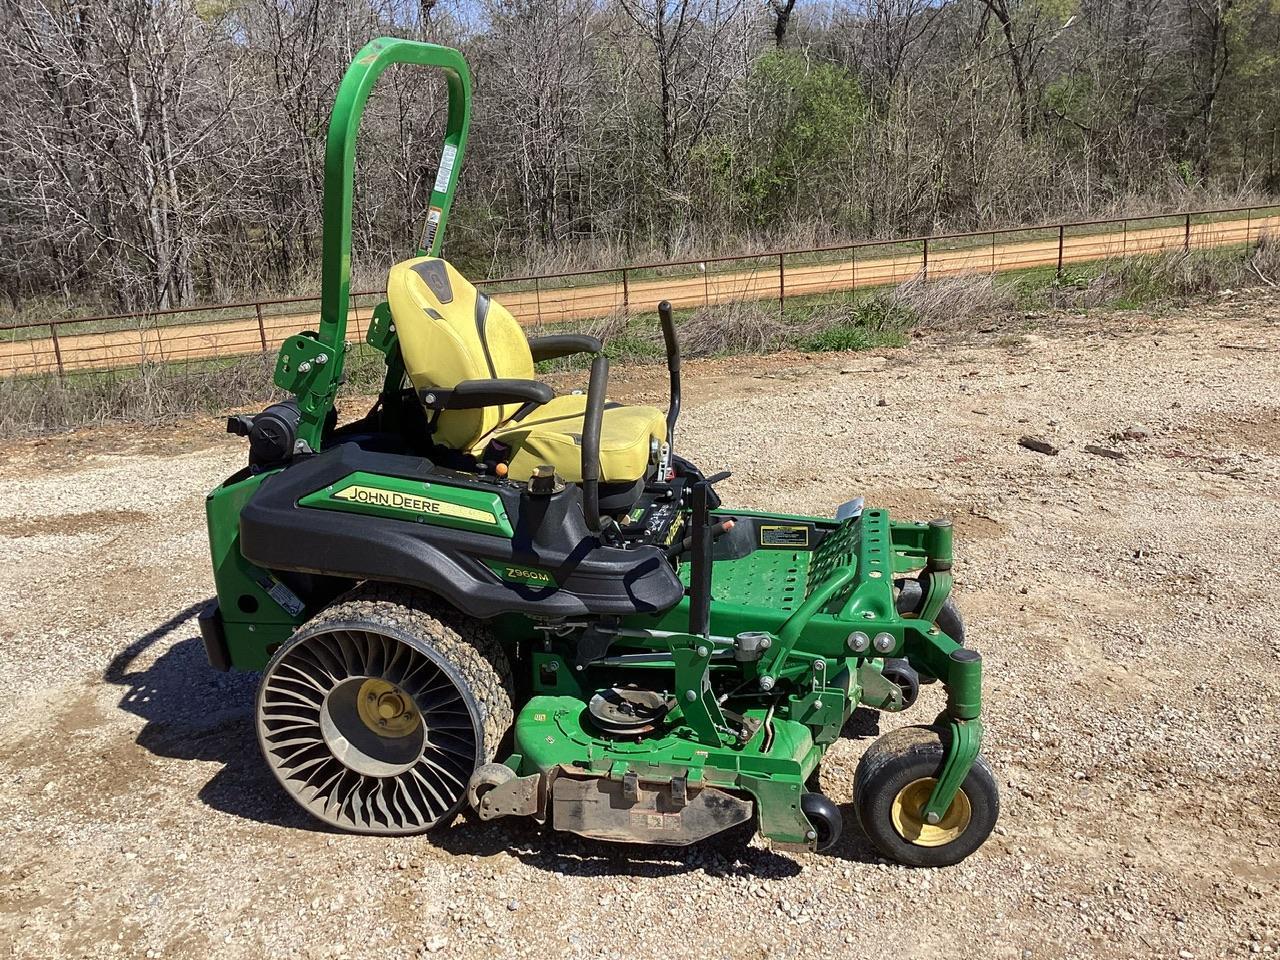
1,291 -> 1279,959
3,214 -> 1275,378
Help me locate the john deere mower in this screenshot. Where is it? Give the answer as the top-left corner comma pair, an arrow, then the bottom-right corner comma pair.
200,38 -> 999,866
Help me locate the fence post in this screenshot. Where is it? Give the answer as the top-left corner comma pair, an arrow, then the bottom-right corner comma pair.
991,232 -> 997,273
1056,225 -> 1065,277
1264,129 -> 1274,193
621,268 -> 630,316
1245,207 -> 1253,257
1184,213 -> 1191,252
534,277 -> 543,329
49,322 -> 65,378
850,245 -> 857,301
922,237 -> 929,281
777,252 -> 785,318
255,302 -> 268,353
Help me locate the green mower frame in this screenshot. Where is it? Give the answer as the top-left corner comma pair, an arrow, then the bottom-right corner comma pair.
201,37 -> 999,866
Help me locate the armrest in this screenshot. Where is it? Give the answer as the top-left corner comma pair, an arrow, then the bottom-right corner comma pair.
419,378 -> 554,410
528,333 -> 603,362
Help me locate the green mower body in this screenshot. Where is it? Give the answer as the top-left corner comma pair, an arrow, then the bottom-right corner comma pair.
200,37 -> 998,865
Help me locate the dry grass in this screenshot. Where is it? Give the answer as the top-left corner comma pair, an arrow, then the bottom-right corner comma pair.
579,310 -> 632,344
680,301 -> 790,357
886,272 -> 1019,326
0,356 -> 281,437
1043,234 -> 1280,309
1248,229 -> 1280,286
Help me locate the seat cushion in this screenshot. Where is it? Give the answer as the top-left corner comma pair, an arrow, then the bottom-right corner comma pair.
489,394 -> 666,483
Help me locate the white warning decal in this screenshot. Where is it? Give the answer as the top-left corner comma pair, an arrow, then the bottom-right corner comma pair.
433,143 -> 458,194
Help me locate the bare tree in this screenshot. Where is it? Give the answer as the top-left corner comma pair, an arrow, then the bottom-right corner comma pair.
473,0 -> 599,248
0,0 -> 1274,313
1,0 -> 267,308
615,0 -> 752,194
766,0 -> 798,46
1183,0 -> 1232,170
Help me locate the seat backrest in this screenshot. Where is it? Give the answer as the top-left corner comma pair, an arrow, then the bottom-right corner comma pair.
387,256 -> 534,451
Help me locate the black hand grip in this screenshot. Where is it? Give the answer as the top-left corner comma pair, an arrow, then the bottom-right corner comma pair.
581,353 -> 608,532
658,300 -> 681,443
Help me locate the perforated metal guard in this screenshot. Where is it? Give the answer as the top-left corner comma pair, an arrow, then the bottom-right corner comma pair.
686,549 -> 811,613
806,518 -> 858,595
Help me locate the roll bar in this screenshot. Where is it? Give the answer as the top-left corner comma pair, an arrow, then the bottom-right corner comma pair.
281,38 -> 472,450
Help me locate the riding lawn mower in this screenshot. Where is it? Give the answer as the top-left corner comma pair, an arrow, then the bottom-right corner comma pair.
200,37 -> 999,866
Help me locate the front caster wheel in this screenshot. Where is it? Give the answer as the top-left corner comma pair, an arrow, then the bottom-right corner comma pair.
800,791 -> 843,852
467,762 -> 516,811
854,726 -> 999,867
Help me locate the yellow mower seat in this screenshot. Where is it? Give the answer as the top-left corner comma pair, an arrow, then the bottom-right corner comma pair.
489,394 -> 666,484
387,256 -> 666,484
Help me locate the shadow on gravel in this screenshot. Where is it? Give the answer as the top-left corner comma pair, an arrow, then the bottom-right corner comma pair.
103,602 -> 311,831
435,811 -> 882,876
433,815 -> 807,879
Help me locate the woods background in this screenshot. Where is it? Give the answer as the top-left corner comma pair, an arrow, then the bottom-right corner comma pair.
2,0 -> 1277,317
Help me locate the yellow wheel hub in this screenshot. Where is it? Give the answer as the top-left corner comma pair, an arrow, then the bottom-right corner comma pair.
355,679 -> 421,738
890,777 -> 972,847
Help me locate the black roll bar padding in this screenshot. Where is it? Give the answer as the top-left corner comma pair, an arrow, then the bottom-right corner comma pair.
581,352 -> 608,532
657,300 -> 681,445
688,479 -> 712,637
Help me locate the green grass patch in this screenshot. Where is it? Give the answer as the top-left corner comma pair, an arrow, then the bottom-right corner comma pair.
794,298 -> 913,352
796,321 -> 908,352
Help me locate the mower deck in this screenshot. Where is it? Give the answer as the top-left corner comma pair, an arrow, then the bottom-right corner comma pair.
467,506 -> 979,848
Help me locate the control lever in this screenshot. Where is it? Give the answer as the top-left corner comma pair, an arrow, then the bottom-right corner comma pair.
666,519 -> 735,559
688,479 -> 720,636
657,301 -> 682,478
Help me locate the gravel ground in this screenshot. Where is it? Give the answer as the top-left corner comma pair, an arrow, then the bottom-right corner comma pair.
1,291 -> 1278,960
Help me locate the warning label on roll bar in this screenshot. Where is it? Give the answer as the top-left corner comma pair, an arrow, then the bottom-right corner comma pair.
433,144 -> 457,194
